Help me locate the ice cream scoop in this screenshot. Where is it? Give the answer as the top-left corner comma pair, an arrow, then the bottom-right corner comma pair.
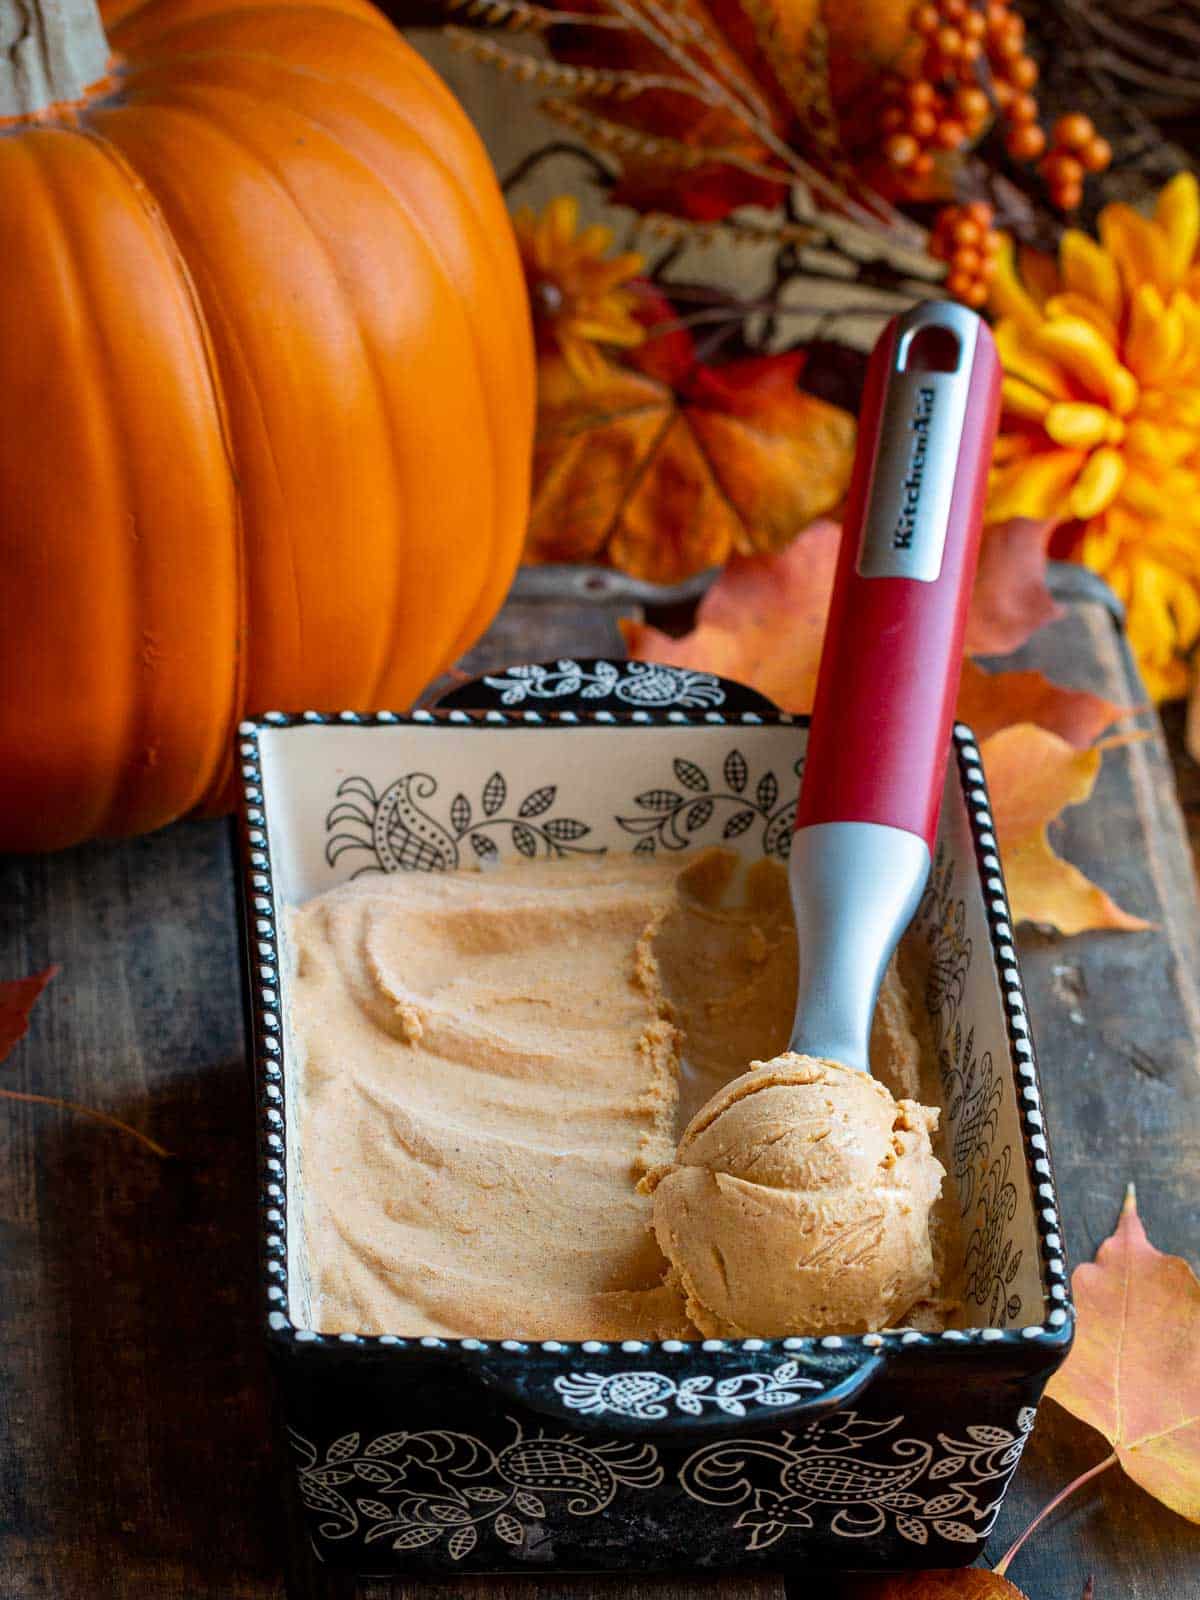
652,301 -> 1001,1335
652,1053 -> 943,1336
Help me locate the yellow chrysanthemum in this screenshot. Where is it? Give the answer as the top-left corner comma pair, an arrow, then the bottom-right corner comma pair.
513,195 -> 645,382
988,172 -> 1200,700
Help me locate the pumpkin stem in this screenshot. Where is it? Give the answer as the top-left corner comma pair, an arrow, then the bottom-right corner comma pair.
0,0 -> 110,119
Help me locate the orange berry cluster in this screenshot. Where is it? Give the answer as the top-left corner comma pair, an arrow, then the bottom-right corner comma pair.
879,0 -> 1111,214
1037,113 -> 1112,212
877,0 -> 1040,179
929,201 -> 1000,307
877,0 -> 994,181
980,1 -> 1046,165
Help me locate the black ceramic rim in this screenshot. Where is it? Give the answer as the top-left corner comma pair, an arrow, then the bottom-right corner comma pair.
236,699 -> 1074,1359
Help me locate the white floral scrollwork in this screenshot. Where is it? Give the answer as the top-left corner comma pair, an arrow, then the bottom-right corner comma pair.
482,660 -> 725,708
678,1406 -> 1036,1552
914,849 -> 1022,1326
616,750 -> 801,860
553,1360 -> 822,1420
288,1421 -> 662,1560
325,770 -> 602,878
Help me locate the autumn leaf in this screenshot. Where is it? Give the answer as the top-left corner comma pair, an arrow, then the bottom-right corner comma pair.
1044,1185 -> 1200,1524
966,518 -> 1062,657
958,661 -> 1127,749
982,726 -> 1149,934
0,968 -> 170,1157
624,526 -> 1144,933
834,1572 -> 1030,1600
0,966 -> 58,1060
623,517 -> 1063,698
622,517 -> 843,703
528,353 -> 856,583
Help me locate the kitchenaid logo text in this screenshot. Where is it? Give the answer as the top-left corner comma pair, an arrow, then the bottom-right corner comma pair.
892,386 -> 936,550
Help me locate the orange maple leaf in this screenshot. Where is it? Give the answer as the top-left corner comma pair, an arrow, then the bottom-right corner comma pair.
624,519 -> 1070,695
528,353 -> 856,583
624,525 -> 1142,932
1044,1186 -> 1200,1524
981,726 -> 1149,934
622,517 -> 843,704
957,660 -> 1126,748
965,517 -> 1063,657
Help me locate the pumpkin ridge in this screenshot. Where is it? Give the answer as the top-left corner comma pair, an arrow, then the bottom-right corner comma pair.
209,48 -> 522,662
111,9 -> 533,377
2,0 -> 533,845
75,120 -> 246,811
113,4 -> 535,429
24,128 -> 135,838
86,96 -> 315,752
116,43 -> 515,678
267,41 -> 535,647
140,76 -> 499,701
0,124 -> 241,839
104,0 -> 389,54
102,80 -> 498,704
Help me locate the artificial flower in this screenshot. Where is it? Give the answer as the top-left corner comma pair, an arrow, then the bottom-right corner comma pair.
512,195 -> 645,382
988,172 -> 1200,700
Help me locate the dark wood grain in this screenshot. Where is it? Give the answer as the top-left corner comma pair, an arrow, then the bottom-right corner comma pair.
0,819 -> 281,1599
1,590 -> 1197,1600
970,585 -> 1200,1600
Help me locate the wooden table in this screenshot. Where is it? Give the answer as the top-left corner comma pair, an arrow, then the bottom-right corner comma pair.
2,574 -> 1198,1600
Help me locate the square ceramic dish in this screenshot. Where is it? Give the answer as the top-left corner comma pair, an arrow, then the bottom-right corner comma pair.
235,658 -> 1073,1577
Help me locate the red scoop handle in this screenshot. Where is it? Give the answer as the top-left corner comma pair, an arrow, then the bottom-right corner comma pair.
795,302 -> 1001,853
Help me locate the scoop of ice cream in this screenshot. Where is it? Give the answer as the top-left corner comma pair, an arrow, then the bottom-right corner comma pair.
649,1052 -> 944,1337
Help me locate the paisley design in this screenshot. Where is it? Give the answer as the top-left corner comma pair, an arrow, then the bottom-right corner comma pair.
324,772 -> 600,877
374,775 -> 460,873
922,890 -> 972,1047
288,1421 -> 661,1557
291,1408 -> 1034,1560
913,847 -> 1022,1326
496,1436 -> 657,1513
964,1147 -> 1023,1324
942,1026 -> 1003,1214
779,1439 -> 932,1503
679,1407 -> 1035,1552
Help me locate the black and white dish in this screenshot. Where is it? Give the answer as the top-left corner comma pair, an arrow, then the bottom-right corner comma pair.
235,662 -> 1072,1576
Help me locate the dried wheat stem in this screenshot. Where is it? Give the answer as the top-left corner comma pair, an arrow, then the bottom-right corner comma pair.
1091,48 -> 1200,93
441,0 -> 631,33
600,0 -> 911,236
599,0 -> 805,173
447,27 -> 726,103
633,210 -> 822,247
734,0 -> 922,241
635,0 -> 776,125
540,97 -> 794,185
0,1088 -> 172,1159
1064,0 -> 1200,74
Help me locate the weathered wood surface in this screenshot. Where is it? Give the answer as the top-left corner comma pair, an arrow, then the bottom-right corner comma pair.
1,587 -> 1198,1600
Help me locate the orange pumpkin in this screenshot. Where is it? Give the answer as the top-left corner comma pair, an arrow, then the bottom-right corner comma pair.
0,0 -> 534,850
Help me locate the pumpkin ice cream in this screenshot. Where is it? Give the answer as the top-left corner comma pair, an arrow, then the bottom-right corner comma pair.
289,850 -> 954,1339
646,1054 -> 944,1337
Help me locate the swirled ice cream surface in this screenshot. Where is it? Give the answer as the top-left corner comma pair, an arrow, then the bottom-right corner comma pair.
289,850 -> 957,1338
